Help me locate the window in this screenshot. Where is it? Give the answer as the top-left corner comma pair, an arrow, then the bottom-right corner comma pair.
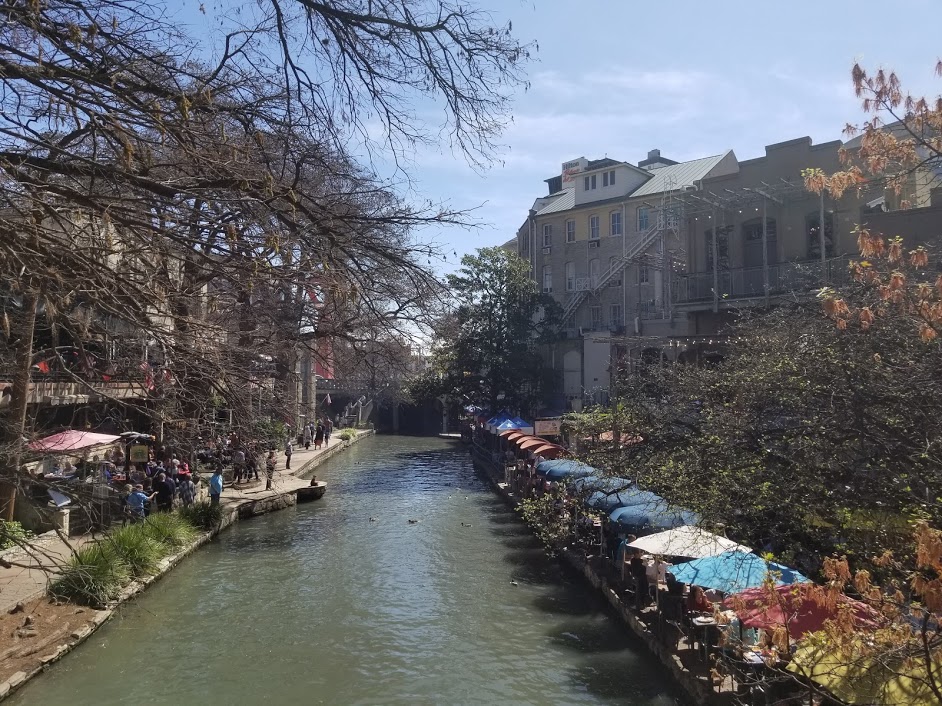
742,217 -> 777,242
542,265 -> 552,292
610,304 -> 623,326
590,306 -> 602,330
806,212 -> 835,259
584,174 -> 597,191
565,261 -> 575,291
638,264 -> 649,284
589,258 -> 600,287
602,170 -> 616,187
610,210 -> 622,236
705,226 -> 731,271
637,206 -> 649,231
542,223 -> 552,247
589,215 -> 600,239
566,220 -> 575,243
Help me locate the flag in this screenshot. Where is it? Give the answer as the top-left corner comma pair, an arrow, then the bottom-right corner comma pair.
325,393 -> 332,405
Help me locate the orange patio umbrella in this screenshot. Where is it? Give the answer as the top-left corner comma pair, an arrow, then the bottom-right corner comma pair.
518,437 -> 550,451
531,443 -> 567,459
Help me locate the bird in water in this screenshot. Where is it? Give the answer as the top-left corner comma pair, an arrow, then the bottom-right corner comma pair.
369,517 -> 377,522
407,519 -> 419,524
461,523 -> 473,527
510,580 -> 519,586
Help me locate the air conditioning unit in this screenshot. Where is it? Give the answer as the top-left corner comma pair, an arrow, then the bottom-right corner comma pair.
588,240 -> 600,249
542,246 -> 551,254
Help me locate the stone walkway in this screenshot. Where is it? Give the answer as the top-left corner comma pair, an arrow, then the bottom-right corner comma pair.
0,431 -> 367,613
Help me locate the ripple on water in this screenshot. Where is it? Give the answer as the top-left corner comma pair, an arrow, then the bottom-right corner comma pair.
10,436 -> 685,706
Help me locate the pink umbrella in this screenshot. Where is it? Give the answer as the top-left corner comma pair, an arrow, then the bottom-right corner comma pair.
29,431 -> 121,453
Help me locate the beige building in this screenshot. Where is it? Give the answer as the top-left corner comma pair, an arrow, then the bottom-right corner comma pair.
519,134 -> 940,409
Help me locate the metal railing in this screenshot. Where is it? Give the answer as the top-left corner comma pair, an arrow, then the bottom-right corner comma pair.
673,256 -> 854,305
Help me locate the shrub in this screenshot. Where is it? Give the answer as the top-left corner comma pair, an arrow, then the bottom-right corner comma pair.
142,512 -> 197,547
338,429 -> 356,442
105,525 -> 166,577
0,520 -> 33,551
179,501 -> 223,530
50,543 -> 131,606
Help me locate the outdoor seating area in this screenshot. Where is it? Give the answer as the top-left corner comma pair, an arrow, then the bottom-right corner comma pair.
471,428 -> 890,706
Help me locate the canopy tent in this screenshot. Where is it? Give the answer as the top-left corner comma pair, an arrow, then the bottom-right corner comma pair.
530,443 -> 567,460
510,417 -> 534,435
486,414 -> 512,432
789,642 -> 939,706
29,431 -> 121,454
670,551 -> 808,595
723,584 -> 876,641
495,419 -> 523,434
609,500 -> 699,532
536,459 -> 596,481
627,526 -> 751,559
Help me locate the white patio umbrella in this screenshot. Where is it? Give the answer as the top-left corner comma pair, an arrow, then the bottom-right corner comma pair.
626,525 -> 750,559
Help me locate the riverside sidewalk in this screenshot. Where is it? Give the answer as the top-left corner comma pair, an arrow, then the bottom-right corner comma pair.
0,430 -> 370,613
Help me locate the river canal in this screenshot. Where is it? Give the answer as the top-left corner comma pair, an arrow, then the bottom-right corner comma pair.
12,436 -> 683,705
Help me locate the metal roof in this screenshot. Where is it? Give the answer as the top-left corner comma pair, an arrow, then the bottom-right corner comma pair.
536,189 -> 575,216
631,152 -> 731,198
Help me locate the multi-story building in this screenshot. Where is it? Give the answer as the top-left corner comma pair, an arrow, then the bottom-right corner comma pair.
519,135 -> 941,410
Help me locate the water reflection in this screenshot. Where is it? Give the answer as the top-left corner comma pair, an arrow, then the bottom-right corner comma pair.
12,436 -> 684,706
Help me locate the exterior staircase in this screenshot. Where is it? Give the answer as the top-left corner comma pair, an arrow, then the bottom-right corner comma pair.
560,223 -> 661,326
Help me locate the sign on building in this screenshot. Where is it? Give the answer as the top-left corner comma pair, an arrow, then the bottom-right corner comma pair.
561,158 -> 586,185
129,444 -> 149,463
534,418 -> 562,436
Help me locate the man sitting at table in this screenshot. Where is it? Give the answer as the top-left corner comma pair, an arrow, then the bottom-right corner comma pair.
686,585 -> 714,614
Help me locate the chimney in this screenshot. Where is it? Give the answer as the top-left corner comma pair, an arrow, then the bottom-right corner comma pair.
648,149 -> 661,161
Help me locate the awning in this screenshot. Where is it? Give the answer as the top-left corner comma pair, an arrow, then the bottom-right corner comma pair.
535,459 -> 596,480
669,551 -> 808,594
627,526 -> 751,559
530,443 -> 567,459
498,429 -> 521,438
723,583 -> 876,640
28,431 -> 121,454
517,437 -> 549,451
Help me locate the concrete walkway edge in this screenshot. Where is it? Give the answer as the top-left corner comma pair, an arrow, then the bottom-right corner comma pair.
0,429 -> 374,702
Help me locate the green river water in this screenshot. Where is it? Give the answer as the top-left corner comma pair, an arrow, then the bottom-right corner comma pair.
11,436 -> 684,706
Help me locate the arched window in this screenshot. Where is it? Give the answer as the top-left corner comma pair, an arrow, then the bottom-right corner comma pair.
741,217 -> 777,269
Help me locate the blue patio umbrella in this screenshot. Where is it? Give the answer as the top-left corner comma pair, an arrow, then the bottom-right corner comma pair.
536,459 -> 596,480
609,501 -> 699,532
570,475 -> 633,493
669,550 -> 809,594
486,413 -> 511,431
585,489 -> 647,512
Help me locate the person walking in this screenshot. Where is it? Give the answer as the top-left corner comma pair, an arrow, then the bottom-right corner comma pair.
314,421 -> 324,450
153,472 -> 176,512
232,446 -> 246,484
284,439 -> 293,469
302,425 -> 312,450
324,417 -> 333,446
126,484 -> 155,522
209,468 -> 224,506
178,473 -> 197,508
265,451 -> 276,490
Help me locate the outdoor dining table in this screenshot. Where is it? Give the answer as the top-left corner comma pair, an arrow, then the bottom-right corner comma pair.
691,615 -> 720,662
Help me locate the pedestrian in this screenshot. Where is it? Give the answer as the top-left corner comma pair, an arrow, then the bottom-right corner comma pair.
284,439 -> 293,469
302,425 -> 312,450
126,483 -> 155,522
178,473 -> 197,508
314,421 -> 324,450
265,451 -> 276,490
154,471 -> 176,512
324,417 -> 332,445
232,446 -> 246,484
248,447 -> 260,481
209,467 -> 224,506
121,483 -> 135,525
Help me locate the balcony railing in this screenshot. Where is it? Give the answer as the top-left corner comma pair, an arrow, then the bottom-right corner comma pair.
674,256 -> 853,305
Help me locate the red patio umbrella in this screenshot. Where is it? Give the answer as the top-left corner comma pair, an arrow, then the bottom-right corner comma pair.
531,443 -> 567,459
517,437 -> 549,451
723,583 -> 877,640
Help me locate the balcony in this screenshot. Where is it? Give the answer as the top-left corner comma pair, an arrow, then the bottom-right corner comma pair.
673,256 -> 853,309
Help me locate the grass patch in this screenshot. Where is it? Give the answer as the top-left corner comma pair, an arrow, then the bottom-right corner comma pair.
179,502 -> 223,530
105,525 -> 167,577
142,512 -> 197,547
50,544 -> 131,606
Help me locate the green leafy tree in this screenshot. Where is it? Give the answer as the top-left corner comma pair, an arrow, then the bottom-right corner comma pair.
411,247 -> 559,415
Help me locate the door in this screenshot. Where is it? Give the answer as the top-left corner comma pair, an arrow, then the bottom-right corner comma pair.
742,218 -> 776,295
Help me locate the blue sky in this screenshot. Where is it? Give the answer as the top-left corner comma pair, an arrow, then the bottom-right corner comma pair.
401,0 -> 941,273
173,0 -> 941,275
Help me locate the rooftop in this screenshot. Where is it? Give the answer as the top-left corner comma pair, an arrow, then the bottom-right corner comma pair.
630,152 -> 732,198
